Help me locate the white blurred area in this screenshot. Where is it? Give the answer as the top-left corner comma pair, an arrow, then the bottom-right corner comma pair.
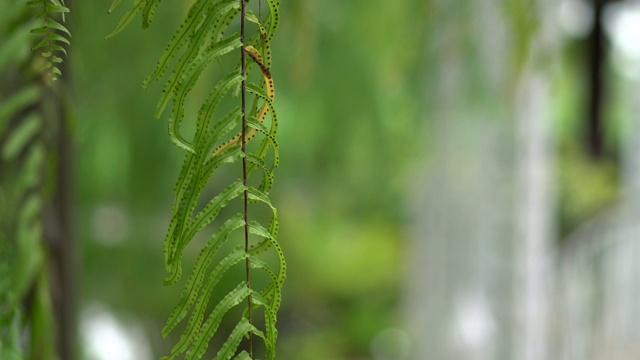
81,304 -> 152,360
604,0 -> 640,79
90,203 -> 131,247
405,0 -> 640,359
558,0 -> 593,38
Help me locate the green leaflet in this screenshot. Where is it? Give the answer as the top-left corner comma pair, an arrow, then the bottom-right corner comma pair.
234,351 -> 252,360
107,0 -> 123,14
180,283 -> 252,360
105,0 -> 145,38
168,33 -> 243,153
0,20 -> 32,71
107,0 -> 162,30
165,107 -> 243,276
249,219 -> 285,311
247,152 -> 274,193
246,186 -> 276,212
265,0 -> 280,42
164,140 -> 243,274
165,179 -> 244,284
163,215 -> 245,336
141,0 -> 163,28
2,113 -> 41,161
246,82 -> 280,171
144,0 -> 222,87
15,145 -> 45,205
170,71 -> 243,215
210,318 -> 264,360
8,195 -> 43,316
251,292 -> 277,358
0,86 -> 41,134
214,6 -> 242,43
108,1 -> 284,358
28,0 -> 71,81
155,1 -> 241,118
163,247 -> 248,356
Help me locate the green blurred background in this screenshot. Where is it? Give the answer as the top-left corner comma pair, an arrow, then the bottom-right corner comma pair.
73,1 -> 421,359
47,0 -> 640,359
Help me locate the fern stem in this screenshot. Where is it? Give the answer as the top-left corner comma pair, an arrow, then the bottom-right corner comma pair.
240,0 -> 254,357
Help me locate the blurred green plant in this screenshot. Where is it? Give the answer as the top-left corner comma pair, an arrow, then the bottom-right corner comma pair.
558,142 -> 619,236
0,1 -> 58,358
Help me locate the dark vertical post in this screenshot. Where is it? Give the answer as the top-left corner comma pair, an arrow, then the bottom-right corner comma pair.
45,1 -> 76,357
42,82 -> 76,360
587,0 -> 606,158
53,82 -> 76,360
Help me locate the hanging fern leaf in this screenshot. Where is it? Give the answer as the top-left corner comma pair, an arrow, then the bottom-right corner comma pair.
27,0 -> 71,81
108,0 -> 284,358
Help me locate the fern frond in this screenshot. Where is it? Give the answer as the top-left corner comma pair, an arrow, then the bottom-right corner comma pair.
28,0 -> 70,81
108,0 -> 284,358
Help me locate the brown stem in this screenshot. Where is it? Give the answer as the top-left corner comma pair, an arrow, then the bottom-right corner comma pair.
587,0 -> 606,158
43,2 -> 76,357
240,0 -> 254,357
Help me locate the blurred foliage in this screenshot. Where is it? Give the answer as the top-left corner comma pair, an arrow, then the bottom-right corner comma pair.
72,1 -> 424,358
554,27 -> 622,238
558,142 -> 619,236
71,0 -> 626,358
0,1 -> 58,358
0,0 -> 630,359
